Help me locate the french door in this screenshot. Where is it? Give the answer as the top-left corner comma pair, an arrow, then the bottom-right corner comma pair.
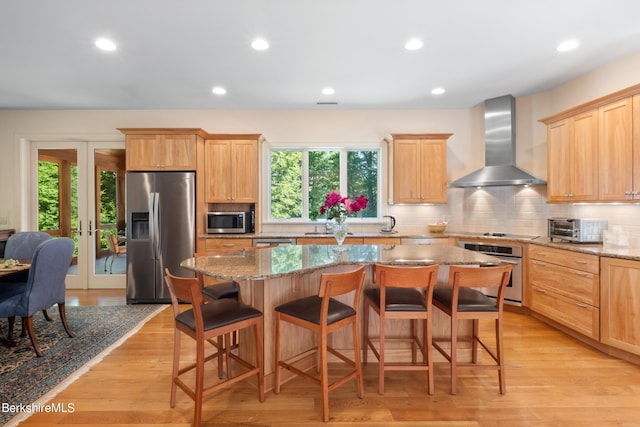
29,140 -> 126,289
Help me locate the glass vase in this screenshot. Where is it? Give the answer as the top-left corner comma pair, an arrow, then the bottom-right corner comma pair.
332,217 -> 349,247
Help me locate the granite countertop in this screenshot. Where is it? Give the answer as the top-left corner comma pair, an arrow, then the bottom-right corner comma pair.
181,244 -> 502,281
199,231 -> 452,239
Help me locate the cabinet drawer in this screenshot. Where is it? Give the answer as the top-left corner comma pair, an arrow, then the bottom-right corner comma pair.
529,259 -> 599,306
530,286 -> 599,340
363,237 -> 402,244
204,238 -> 253,252
529,245 -> 599,274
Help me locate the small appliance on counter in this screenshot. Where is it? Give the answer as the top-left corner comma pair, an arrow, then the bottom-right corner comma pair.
547,218 -> 608,243
381,215 -> 396,233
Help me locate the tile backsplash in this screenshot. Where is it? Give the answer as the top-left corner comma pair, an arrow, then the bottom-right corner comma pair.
265,185 -> 640,245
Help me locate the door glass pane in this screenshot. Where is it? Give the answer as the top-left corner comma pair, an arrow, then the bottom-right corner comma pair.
38,159 -> 61,232
95,148 -> 126,275
37,149 -> 78,276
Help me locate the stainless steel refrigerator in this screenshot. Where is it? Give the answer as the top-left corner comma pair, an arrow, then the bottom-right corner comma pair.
126,171 -> 195,303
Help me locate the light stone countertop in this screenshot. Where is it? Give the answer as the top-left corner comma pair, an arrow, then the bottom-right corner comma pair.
181,243 -> 502,281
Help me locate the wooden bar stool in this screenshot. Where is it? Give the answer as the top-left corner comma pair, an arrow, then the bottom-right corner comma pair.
164,268 -> 265,427
362,263 -> 439,395
432,264 -> 512,395
274,265 -> 366,422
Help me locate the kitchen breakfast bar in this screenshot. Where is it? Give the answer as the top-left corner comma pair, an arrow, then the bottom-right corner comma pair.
181,244 -> 502,391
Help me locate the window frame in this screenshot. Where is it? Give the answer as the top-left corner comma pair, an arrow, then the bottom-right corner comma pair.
265,142 -> 382,224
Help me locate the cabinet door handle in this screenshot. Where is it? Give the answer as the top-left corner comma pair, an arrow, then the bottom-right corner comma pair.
534,287 -> 547,294
532,260 -> 547,266
574,260 -> 588,265
574,271 -> 591,277
535,252 -> 549,257
573,302 -> 589,308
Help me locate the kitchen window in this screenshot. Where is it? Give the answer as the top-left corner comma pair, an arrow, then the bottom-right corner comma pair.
269,147 -> 379,221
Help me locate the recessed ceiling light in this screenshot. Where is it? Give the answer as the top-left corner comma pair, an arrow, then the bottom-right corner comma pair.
251,38 -> 270,50
557,39 -> 579,52
431,87 -> 446,95
95,38 -> 116,51
405,38 -> 424,51
212,86 -> 227,95
322,87 -> 335,95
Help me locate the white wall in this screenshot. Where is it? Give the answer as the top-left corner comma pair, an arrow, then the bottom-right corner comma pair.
2,50 -> 640,238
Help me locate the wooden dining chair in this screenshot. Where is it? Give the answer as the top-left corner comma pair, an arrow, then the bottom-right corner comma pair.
363,263 -> 439,395
164,268 -> 264,427
274,265 -> 366,422
195,245 -> 277,351
432,264 -> 512,395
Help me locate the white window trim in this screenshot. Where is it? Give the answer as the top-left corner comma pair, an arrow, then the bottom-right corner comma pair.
263,141 -> 383,224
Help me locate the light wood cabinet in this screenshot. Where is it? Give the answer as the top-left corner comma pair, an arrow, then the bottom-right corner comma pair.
598,97 -> 634,201
528,245 -> 600,340
297,236 -> 364,245
204,238 -> 253,252
204,138 -> 258,203
600,257 -> 640,355
545,111 -> 598,202
540,84 -> 640,203
120,129 -> 201,171
388,133 -> 451,204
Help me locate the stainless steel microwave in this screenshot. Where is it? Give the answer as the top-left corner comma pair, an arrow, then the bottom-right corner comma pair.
206,211 -> 254,234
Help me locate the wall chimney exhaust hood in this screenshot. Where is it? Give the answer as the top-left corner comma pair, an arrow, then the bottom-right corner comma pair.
449,95 -> 546,188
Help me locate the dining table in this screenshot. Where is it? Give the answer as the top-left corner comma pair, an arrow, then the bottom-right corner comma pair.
0,258 -> 31,347
181,243 -> 502,392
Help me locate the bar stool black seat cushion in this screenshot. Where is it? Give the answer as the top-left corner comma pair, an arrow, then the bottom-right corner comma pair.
176,298 -> 262,332
202,281 -> 239,300
364,288 -> 426,312
275,295 -> 355,325
433,286 -> 498,312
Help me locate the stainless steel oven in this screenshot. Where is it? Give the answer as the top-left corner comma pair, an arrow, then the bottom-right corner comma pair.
457,241 -> 523,306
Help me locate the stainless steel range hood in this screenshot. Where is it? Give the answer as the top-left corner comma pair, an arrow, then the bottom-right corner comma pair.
449,95 -> 546,187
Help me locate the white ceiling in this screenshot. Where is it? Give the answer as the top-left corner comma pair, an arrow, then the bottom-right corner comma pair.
2,0 -> 640,110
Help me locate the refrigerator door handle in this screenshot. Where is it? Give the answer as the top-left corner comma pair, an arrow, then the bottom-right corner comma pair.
152,191 -> 161,260
148,192 -> 156,259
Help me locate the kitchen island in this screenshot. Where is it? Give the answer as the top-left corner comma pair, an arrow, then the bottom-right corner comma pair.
181,244 -> 502,391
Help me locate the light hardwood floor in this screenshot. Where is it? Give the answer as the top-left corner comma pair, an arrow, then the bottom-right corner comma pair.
13,289 -> 640,426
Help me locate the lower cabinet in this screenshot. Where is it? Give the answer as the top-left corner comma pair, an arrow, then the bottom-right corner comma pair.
600,257 -> 640,355
297,237 -> 363,245
528,245 -> 600,340
203,238 -> 253,252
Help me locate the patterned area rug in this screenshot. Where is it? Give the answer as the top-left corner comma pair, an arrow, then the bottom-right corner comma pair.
0,304 -> 165,425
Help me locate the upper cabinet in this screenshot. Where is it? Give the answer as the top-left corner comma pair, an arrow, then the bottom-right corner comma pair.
388,133 -> 451,204
546,111 -> 598,202
204,136 -> 259,203
119,128 -> 204,171
598,97 -> 636,201
541,84 -> 640,203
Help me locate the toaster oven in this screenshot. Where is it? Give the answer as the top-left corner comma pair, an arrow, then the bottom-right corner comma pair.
547,218 -> 608,243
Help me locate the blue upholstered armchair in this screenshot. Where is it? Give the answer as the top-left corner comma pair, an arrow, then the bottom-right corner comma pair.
0,237 -> 75,357
4,231 -> 52,259
4,231 -> 54,324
